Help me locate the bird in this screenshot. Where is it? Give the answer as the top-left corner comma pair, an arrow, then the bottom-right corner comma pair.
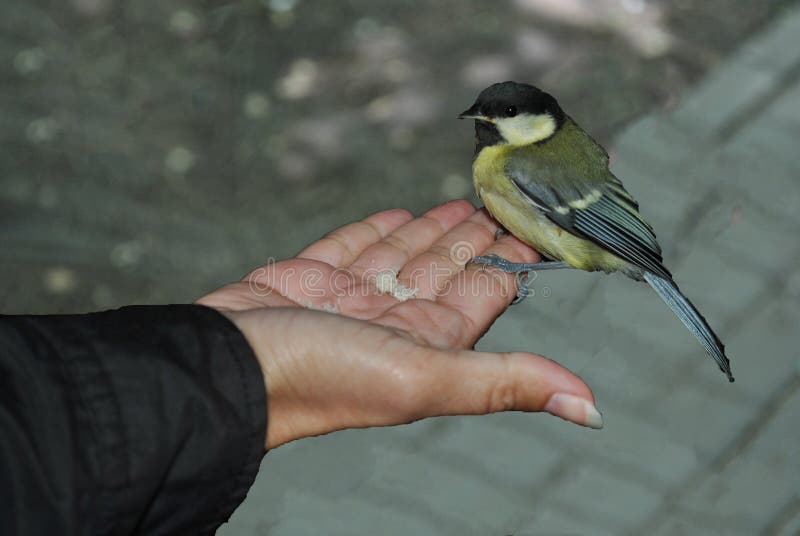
459,81 -> 733,382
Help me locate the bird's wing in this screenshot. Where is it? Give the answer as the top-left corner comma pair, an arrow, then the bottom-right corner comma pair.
506,153 -> 672,280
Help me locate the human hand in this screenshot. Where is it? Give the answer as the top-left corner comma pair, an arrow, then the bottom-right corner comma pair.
196,200 -> 601,450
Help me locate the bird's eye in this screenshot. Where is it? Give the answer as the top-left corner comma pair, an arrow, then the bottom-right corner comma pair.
504,106 -> 518,117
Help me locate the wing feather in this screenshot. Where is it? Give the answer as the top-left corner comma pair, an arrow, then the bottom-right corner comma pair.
507,156 -> 671,279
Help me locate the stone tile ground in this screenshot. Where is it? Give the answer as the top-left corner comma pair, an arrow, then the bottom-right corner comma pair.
2,2 -> 798,534
221,6 -> 800,535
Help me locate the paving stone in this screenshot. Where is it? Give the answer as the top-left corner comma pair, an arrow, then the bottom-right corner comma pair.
521,507 -> 618,536
597,274 -> 717,353
690,295 -> 799,402
225,490 -> 440,536
475,403 -> 684,495
479,297 -> 602,383
612,116 -> 697,169
365,445 -> 542,534
672,60 -> 781,139
222,422 -> 441,529
420,416 -> 563,492
516,268 -> 600,318
674,385 -> 800,531
732,7 -> 800,73
541,465 -> 663,533
672,243 -> 769,326
573,339 -> 669,407
645,382 -> 753,461
700,191 -> 799,272
648,513 -> 756,536
720,83 -> 800,226
581,403 -> 700,487
611,164 -> 698,243
772,501 -> 800,536
671,7 -> 800,139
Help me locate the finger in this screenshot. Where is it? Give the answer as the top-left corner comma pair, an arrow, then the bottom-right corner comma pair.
435,233 -> 540,345
297,208 -> 414,267
415,349 -> 602,429
348,200 -> 476,278
396,209 -> 499,299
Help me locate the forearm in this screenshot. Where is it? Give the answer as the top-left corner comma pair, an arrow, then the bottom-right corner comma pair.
0,305 -> 266,534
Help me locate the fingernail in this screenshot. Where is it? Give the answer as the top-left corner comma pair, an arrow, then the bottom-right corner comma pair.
544,393 -> 604,429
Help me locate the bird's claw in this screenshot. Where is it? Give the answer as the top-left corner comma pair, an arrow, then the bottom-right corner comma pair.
470,254 -> 532,304
512,272 -> 531,305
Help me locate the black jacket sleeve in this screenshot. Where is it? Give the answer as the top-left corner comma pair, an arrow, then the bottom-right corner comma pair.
0,305 -> 267,535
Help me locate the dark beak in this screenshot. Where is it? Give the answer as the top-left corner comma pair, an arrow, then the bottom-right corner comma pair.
458,103 -> 481,120
458,103 -> 493,123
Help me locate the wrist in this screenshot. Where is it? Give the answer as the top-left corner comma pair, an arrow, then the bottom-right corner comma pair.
215,309 -> 274,448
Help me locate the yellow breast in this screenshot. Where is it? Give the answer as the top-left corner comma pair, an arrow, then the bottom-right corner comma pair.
472,145 -> 625,273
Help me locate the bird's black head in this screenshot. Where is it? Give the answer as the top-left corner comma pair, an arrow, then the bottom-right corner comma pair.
459,81 -> 565,149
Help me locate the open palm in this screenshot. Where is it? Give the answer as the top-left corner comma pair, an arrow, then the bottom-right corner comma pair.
197,200 -> 599,449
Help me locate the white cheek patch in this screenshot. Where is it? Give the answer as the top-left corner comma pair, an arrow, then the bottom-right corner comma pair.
496,113 -> 557,146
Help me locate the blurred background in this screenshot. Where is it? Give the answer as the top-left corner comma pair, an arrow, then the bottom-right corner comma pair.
0,0 -> 792,313
3,1 -> 800,535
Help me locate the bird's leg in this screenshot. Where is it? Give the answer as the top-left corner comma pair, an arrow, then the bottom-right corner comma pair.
470,254 -> 573,304
471,254 -> 572,273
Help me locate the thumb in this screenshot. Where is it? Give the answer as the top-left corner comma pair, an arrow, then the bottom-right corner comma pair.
420,349 -> 603,429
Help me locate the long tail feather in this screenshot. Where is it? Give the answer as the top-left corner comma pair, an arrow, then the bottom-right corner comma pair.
644,272 -> 734,382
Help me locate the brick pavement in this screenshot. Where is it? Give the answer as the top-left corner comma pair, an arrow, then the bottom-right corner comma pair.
224,7 -> 800,534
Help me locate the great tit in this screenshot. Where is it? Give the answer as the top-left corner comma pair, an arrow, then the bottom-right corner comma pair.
460,81 -> 733,382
